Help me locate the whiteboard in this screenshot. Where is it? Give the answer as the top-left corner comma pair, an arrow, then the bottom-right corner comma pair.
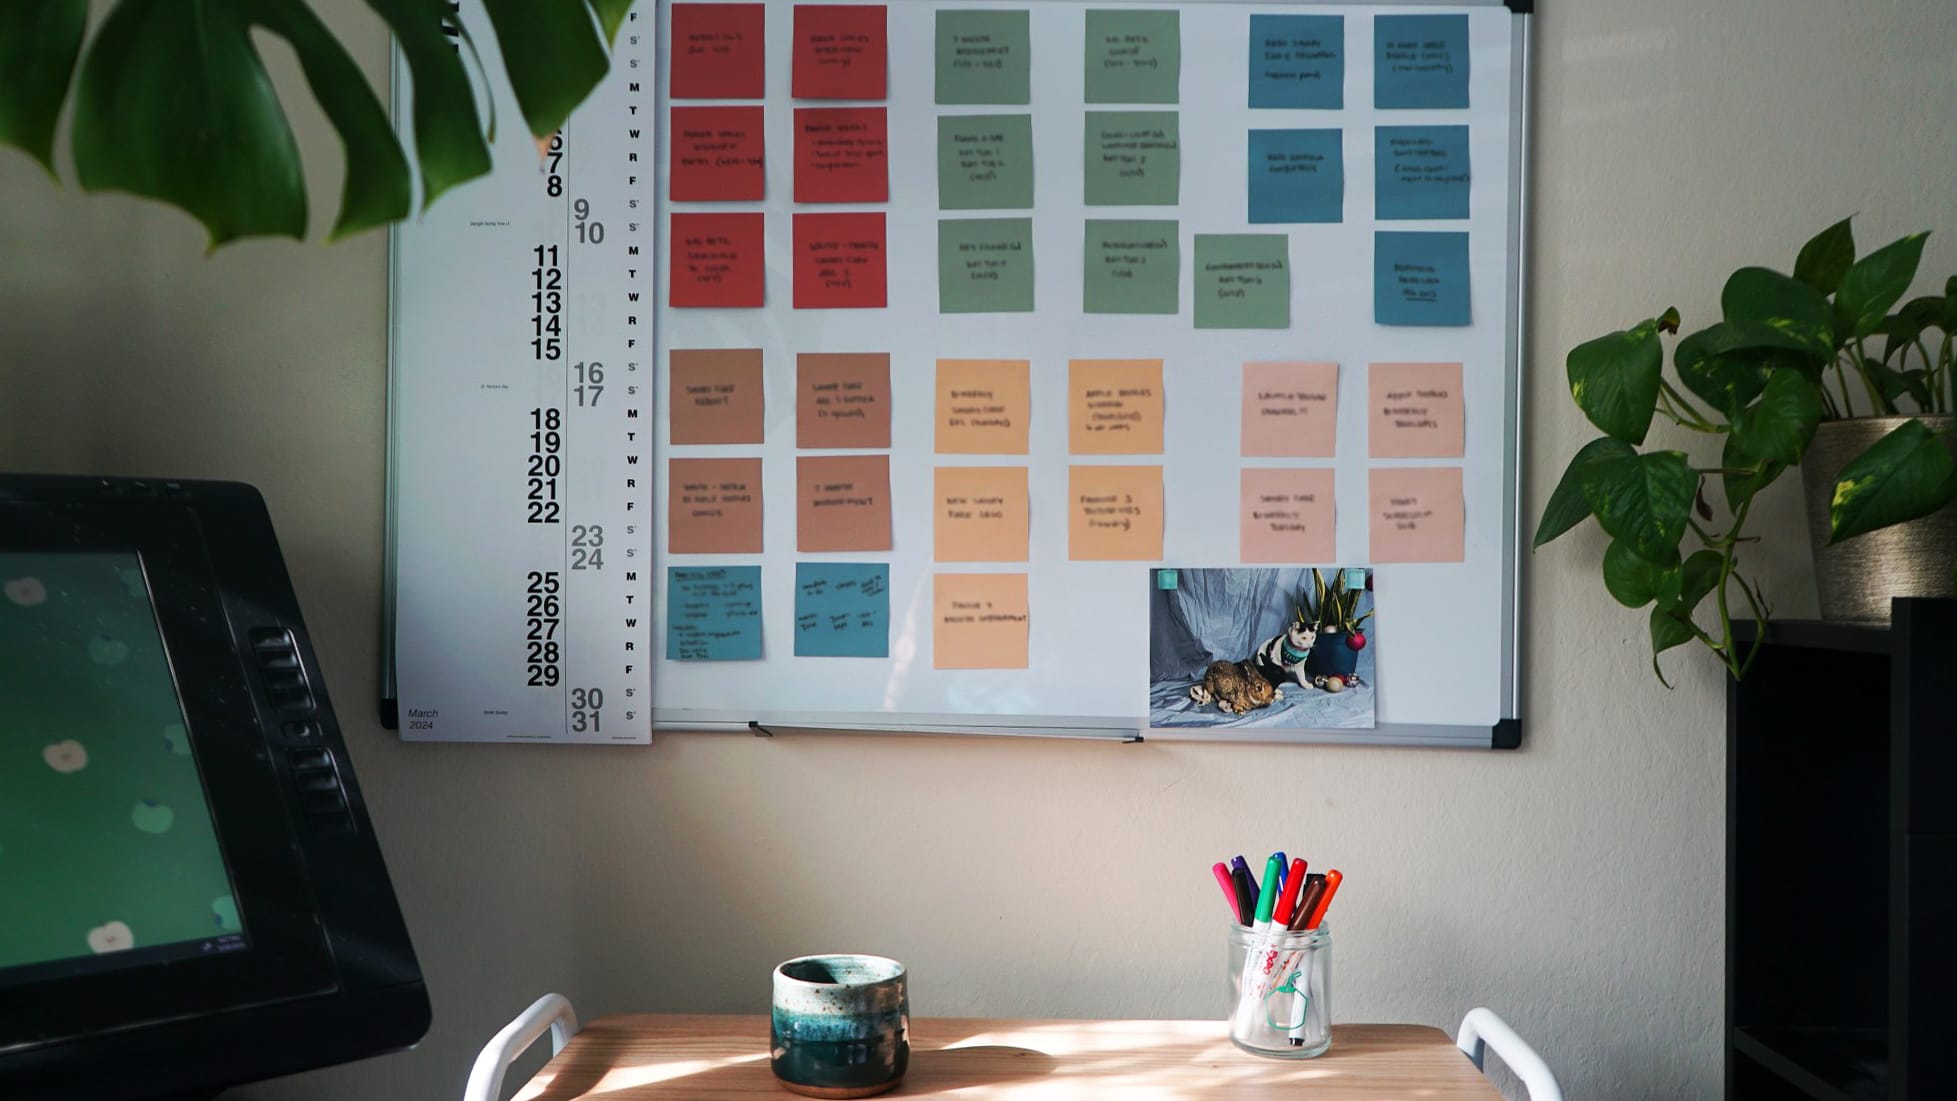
384,0 -> 1532,747
646,0 -> 1531,746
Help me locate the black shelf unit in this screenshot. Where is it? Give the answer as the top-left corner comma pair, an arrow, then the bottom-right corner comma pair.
1726,600 -> 1957,1100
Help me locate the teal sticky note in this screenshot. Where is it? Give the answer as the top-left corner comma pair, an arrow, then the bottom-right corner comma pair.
936,10 -> 1032,105
1195,234 -> 1291,329
1375,231 -> 1471,327
938,114 -> 1035,210
1085,111 -> 1180,206
1157,568 -> 1179,590
1249,14 -> 1343,109
1375,14 -> 1470,109
1085,9 -> 1180,104
1249,129 -> 1343,224
1376,126 -> 1470,220
939,218 -> 1035,313
666,566 -> 763,661
1084,220 -> 1179,315
794,563 -> 890,657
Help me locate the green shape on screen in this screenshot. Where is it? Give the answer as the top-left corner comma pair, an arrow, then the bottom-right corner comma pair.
1195,234 -> 1292,329
939,218 -> 1036,313
936,10 -> 1032,105
1084,111 -> 1180,206
1084,219 -> 1179,315
938,114 -> 1035,210
0,551 -> 237,972
1085,9 -> 1180,104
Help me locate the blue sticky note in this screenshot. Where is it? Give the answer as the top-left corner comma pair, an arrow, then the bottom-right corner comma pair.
666,566 -> 763,661
1375,14 -> 1469,109
1249,129 -> 1343,224
1248,15 -> 1343,109
1376,126 -> 1470,220
794,563 -> 890,658
1375,232 -> 1471,327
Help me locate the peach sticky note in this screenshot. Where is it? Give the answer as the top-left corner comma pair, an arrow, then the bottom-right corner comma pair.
1369,466 -> 1465,562
1068,465 -> 1164,560
797,455 -> 892,552
668,458 -> 764,554
798,353 -> 891,449
936,360 -> 1031,455
933,573 -> 1030,669
1069,360 -> 1164,455
1370,362 -> 1465,458
669,349 -> 765,445
1240,468 -> 1336,563
1242,361 -> 1338,457
935,467 -> 1030,562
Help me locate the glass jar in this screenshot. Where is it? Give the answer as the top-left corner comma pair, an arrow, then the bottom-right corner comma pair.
1225,921 -> 1331,1057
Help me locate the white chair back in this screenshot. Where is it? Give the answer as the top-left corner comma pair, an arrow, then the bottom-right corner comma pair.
1456,1007 -> 1564,1101
463,993 -> 580,1101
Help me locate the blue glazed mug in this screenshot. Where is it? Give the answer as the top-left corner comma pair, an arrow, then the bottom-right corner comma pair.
771,954 -> 910,1099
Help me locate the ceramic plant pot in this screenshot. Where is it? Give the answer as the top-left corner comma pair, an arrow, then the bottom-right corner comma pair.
1800,415 -> 1957,624
771,954 -> 910,1099
1303,627 -> 1359,679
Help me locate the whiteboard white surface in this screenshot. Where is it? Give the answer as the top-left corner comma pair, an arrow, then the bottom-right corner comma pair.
647,0 -> 1528,742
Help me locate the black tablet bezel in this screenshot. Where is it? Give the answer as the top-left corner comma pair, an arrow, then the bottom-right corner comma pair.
0,501 -> 337,1048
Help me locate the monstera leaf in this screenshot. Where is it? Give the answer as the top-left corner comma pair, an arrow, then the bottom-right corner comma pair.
0,0 -> 623,246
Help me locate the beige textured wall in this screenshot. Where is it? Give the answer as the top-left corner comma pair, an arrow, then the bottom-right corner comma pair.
4,2 -> 1954,1098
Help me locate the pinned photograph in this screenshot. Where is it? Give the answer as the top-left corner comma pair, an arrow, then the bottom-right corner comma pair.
1149,567 -> 1376,730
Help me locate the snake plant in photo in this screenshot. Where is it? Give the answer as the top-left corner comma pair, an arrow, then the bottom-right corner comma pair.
0,0 -> 627,246
1537,217 -> 1957,683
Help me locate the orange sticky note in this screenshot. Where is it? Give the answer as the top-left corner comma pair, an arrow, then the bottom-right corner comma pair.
1240,468 -> 1336,563
1242,362 -> 1338,457
798,353 -> 891,449
1369,467 -> 1465,562
935,360 -> 1031,455
1370,362 -> 1465,458
1068,465 -> 1164,560
670,349 -> 765,445
797,455 -> 892,552
668,458 -> 764,554
935,467 -> 1030,562
1069,360 -> 1164,455
933,573 -> 1030,669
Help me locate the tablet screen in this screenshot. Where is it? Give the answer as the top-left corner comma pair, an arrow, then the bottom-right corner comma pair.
0,551 -> 247,983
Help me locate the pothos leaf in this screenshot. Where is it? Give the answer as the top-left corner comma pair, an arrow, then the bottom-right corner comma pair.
1566,319 -> 1665,446
1534,438 -> 1631,547
1829,420 -> 1957,543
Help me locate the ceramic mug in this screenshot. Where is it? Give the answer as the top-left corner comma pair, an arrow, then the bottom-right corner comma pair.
770,954 -> 910,1098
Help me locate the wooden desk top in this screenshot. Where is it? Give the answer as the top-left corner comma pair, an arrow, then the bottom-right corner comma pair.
513,1015 -> 1502,1099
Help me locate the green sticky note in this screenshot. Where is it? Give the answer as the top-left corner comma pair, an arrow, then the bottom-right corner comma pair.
939,218 -> 1035,313
1195,234 -> 1291,329
1085,9 -> 1180,104
1084,111 -> 1180,206
1084,220 -> 1179,315
938,115 -> 1035,210
936,10 -> 1032,105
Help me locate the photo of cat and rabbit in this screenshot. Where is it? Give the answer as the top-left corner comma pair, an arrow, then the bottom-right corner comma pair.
1148,567 -> 1376,730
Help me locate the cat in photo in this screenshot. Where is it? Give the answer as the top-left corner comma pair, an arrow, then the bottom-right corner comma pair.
1188,659 -> 1280,714
1249,622 -> 1317,689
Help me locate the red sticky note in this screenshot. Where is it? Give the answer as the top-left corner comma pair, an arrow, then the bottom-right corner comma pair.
794,108 -> 888,203
793,212 -> 887,309
670,4 -> 767,99
792,4 -> 888,99
670,106 -> 766,202
670,213 -> 766,308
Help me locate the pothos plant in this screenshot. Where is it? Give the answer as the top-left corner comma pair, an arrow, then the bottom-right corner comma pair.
1536,218 -> 1957,683
0,0 -> 627,247
1298,568 -> 1373,653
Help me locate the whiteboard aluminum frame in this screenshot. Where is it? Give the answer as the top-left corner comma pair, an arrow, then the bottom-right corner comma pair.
644,0 -> 1534,748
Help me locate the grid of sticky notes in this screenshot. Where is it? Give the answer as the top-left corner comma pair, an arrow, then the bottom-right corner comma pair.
668,3 -> 891,310
1238,359 -> 1467,565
